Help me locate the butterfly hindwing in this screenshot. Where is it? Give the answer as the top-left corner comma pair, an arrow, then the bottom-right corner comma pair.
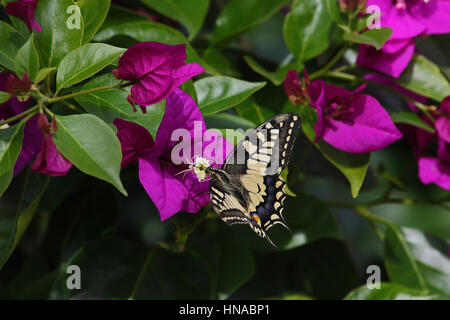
246,175 -> 289,234
210,181 -> 250,225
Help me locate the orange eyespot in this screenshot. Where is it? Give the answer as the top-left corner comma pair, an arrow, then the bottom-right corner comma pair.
251,215 -> 260,225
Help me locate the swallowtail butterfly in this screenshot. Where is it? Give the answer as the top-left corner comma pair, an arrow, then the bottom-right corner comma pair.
193,113 -> 301,248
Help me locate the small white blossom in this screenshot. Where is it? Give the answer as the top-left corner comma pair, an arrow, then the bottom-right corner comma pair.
191,156 -> 210,181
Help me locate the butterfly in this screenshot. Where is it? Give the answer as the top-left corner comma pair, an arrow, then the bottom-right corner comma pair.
192,113 -> 301,248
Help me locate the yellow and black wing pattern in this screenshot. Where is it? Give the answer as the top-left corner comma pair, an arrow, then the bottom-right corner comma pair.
209,113 -> 300,246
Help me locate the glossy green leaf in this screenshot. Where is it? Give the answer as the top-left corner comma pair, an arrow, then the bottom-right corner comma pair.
78,0 -> 110,44
0,120 -> 25,197
74,74 -> 165,137
212,0 -> 290,44
390,111 -> 435,133
140,0 -> 210,40
0,171 -> 49,270
34,0 -> 84,67
204,113 -> 256,131
284,0 -> 333,61
397,54 -> 450,101
343,28 -> 393,50
344,283 -> 437,300
53,114 -> 127,195
244,55 -> 304,86
385,227 -> 450,298
14,34 -> 39,80
195,76 -> 266,115
56,43 -> 125,91
95,6 -> 215,73
299,104 -> 370,197
0,20 -> 27,70
0,92 -> 11,104
33,67 -> 56,84
235,99 -> 275,125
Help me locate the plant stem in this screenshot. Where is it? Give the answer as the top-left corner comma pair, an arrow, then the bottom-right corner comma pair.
309,44 -> 350,80
48,82 -> 132,104
0,105 -> 39,126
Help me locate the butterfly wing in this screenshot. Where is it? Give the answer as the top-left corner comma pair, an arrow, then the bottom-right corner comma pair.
210,113 -> 300,238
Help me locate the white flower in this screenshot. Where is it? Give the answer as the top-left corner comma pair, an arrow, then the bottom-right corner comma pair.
191,156 -> 210,181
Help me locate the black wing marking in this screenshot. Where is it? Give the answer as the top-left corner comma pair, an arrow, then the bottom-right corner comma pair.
209,113 -> 300,244
209,182 -> 250,225
223,113 -> 300,176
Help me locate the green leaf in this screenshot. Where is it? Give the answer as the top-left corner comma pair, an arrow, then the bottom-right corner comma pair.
244,55 -> 304,86
0,120 -> 26,197
187,231 -> 255,299
74,74 -> 165,137
235,99 -> 275,125
385,227 -> 450,298
95,6 -> 216,74
204,113 -> 256,131
14,34 -> 40,80
344,283 -> 437,300
299,104 -> 370,197
0,92 -> 11,103
33,67 -> 56,84
140,0 -> 210,40
49,237 -> 211,299
397,54 -> 450,101
390,111 -> 435,133
371,203 -> 450,240
212,0 -> 290,45
53,114 -> 127,195
195,76 -> 266,115
34,0 -> 84,67
0,20 -> 27,70
325,0 -> 344,24
343,28 -> 393,50
56,43 -> 125,91
0,171 -> 49,270
78,0 -> 110,44
284,0 -> 333,61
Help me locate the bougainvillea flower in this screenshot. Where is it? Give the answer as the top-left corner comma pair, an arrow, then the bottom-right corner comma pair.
418,138 -> 450,191
114,88 -> 232,220
0,74 -> 71,176
4,0 -> 42,32
357,0 -> 450,77
5,73 -> 32,100
30,114 -> 72,176
401,105 -> 450,191
31,134 -> 72,176
308,79 -> 402,153
357,39 -> 415,78
435,96 -> 450,144
363,73 -> 429,112
283,70 -> 309,105
112,42 -> 204,110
